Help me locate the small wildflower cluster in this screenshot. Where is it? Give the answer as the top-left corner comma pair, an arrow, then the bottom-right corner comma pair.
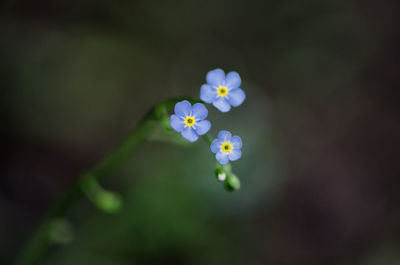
170,68 -> 246,190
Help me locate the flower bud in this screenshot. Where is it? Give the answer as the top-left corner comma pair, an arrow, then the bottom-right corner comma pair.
80,173 -> 123,213
224,174 -> 240,191
94,190 -> 122,214
214,166 -> 226,182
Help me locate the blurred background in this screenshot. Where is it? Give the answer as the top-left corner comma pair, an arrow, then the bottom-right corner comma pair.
1,0 -> 400,264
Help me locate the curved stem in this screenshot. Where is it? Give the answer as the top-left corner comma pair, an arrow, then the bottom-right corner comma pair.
14,97 -> 197,265
202,134 -> 213,145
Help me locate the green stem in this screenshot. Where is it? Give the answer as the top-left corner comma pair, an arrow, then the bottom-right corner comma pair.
14,97 -> 196,265
202,134 -> 213,145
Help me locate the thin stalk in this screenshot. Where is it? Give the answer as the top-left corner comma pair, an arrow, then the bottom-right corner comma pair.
202,134 -> 213,145
14,97 -> 196,265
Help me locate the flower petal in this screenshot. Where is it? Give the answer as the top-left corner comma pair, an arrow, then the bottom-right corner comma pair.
192,103 -> 208,120
210,139 -> 221,153
212,98 -> 231,112
174,100 -> 192,117
170,114 -> 184,132
227,88 -> 245,107
194,120 -> 211,135
218,130 -> 232,141
231,135 -> 242,149
181,127 -> 199,142
228,149 -> 242,161
206,69 -> 225,86
225,71 -> 241,89
200,84 -> 217,103
216,152 -> 229,165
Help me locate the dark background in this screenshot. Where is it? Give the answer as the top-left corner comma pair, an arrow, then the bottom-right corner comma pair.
1,0 -> 400,264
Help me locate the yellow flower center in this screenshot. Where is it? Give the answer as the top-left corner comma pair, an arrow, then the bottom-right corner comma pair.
184,116 -> 196,127
217,86 -> 229,97
221,142 -> 232,153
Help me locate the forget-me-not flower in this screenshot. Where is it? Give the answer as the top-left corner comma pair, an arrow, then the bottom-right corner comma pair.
210,130 -> 242,165
170,100 -> 211,142
200,69 -> 246,112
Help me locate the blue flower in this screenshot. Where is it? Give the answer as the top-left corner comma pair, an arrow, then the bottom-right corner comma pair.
200,68 -> 246,112
170,100 -> 211,142
210,130 -> 242,165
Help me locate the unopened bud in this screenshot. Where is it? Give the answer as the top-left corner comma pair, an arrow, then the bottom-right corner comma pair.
215,166 -> 225,182
224,174 -> 241,191
94,190 -> 122,214
217,172 -> 226,181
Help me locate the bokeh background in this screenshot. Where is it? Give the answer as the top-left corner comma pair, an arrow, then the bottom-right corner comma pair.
1,0 -> 400,264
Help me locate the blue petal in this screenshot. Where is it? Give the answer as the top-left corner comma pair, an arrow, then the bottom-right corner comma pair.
215,152 -> 229,165
216,152 -> 229,165
206,69 -> 225,86
170,114 -> 184,132
181,127 -> 199,142
192,103 -> 208,120
194,120 -> 211,135
231,135 -> 242,149
218,130 -> 232,141
174,100 -> 192,117
227,88 -> 245,107
228,149 -> 241,161
225,71 -> 241,89
210,139 -> 221,153
212,98 -> 231,112
200,84 -> 217,103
